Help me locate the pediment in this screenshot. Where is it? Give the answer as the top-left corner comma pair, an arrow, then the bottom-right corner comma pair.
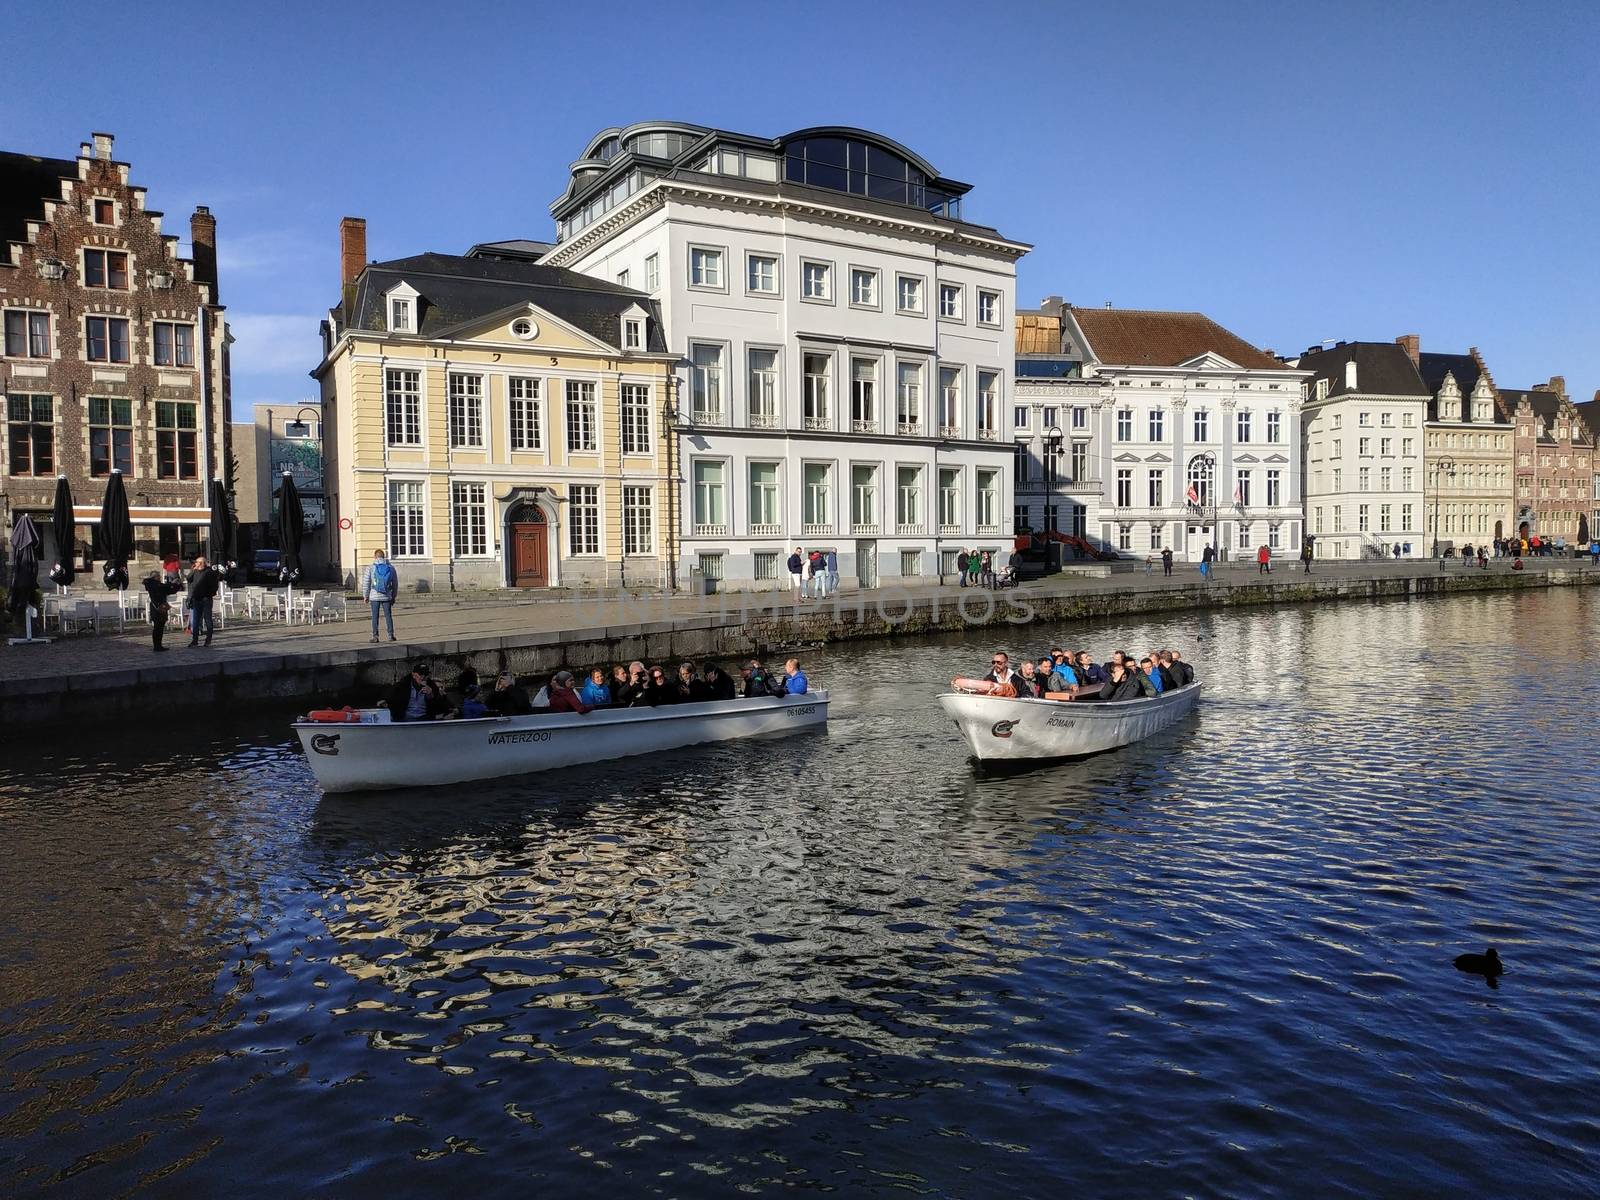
1144,452 -> 1172,464
1234,453 -> 1261,464
1262,453 -> 1290,463
1176,351 -> 1244,371
436,301 -> 614,353
1113,452 -> 1144,463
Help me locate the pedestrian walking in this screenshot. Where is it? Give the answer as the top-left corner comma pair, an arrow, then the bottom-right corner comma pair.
1257,544 -> 1272,575
980,550 -> 995,589
185,555 -> 220,647
967,549 -> 981,587
362,548 -> 400,642
787,547 -> 805,602
1161,546 -> 1173,577
142,568 -> 182,652
1200,543 -> 1214,581
957,547 -> 970,587
1301,540 -> 1313,574
826,547 -> 839,595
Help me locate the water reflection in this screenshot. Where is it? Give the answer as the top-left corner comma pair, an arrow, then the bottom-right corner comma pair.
2,590 -> 1599,1196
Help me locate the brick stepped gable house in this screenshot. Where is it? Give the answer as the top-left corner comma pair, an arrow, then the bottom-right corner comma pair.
0,132 -> 229,570
1400,336 -> 1515,552
1496,374 -> 1594,547
1574,392 -> 1600,544
1012,297 -> 1104,541
1059,305 -> 1309,561
1296,340 -> 1429,559
315,220 -> 677,591
538,123 -> 1029,589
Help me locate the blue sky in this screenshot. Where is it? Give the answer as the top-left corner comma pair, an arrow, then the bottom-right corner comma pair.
10,1 -> 1597,415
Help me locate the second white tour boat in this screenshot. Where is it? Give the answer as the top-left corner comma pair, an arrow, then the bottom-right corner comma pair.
295,691 -> 829,793
939,682 -> 1201,763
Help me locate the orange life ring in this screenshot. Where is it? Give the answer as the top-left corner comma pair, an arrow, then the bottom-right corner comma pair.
951,677 -> 1018,698
308,707 -> 359,722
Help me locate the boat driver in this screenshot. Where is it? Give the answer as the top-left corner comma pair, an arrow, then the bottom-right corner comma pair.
984,653 -> 1026,692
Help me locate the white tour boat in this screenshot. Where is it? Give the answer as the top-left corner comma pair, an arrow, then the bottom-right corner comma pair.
939,682 -> 1201,763
294,691 -> 829,793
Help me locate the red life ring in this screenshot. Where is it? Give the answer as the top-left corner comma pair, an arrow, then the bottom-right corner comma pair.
307,707 -> 360,722
951,677 -> 1018,698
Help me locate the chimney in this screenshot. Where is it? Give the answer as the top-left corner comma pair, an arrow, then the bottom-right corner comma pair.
340,216 -> 367,288
1537,374 -> 1567,398
190,206 -> 218,298
1395,333 -> 1420,366
92,132 -> 114,161
1344,358 -> 1358,391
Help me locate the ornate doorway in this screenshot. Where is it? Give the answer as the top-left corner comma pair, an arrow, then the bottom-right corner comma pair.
511,511 -> 548,587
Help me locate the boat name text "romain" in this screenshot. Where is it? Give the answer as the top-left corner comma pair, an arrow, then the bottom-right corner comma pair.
1046,716 -> 1078,729
488,730 -> 555,745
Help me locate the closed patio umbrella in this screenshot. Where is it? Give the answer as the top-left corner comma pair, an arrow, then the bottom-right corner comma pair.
99,470 -> 133,595
6,513 -> 49,645
50,474 -> 76,589
276,470 -> 304,618
209,478 -> 236,582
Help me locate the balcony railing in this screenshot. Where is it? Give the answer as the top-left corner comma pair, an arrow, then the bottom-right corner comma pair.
976,429 -> 998,442
939,425 -> 959,439
939,523 -> 960,536
748,411 -> 780,429
851,419 -> 876,433
896,523 -> 924,536
804,416 -> 831,431
692,523 -> 729,537
802,522 -> 831,537
851,522 -> 879,535
977,523 -> 1000,535
750,523 -> 781,537
897,422 -> 924,436
690,409 -> 727,427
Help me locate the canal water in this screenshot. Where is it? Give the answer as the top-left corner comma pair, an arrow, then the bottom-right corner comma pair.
2,589 -> 1597,1198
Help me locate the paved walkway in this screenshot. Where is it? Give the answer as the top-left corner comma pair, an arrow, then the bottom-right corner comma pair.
4,556 -> 1585,690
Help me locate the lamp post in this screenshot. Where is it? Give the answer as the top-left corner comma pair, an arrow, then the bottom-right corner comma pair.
1431,455 -> 1456,569
1045,423 -> 1063,570
1193,451 -> 1218,562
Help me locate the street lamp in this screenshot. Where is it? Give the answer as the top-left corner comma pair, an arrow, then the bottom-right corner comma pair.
1046,424 -> 1063,570
1431,456 -> 1456,569
283,406 -> 319,439
1192,451 -> 1218,562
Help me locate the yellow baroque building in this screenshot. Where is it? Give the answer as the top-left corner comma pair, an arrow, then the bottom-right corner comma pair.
315,223 -> 677,591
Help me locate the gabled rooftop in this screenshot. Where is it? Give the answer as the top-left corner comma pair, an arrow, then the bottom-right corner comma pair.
1067,306 -> 1286,372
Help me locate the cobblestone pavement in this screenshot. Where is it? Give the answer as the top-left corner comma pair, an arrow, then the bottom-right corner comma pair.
2,556 -> 1586,685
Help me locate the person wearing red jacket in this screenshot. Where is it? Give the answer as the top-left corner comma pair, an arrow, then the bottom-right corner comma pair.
546,670 -> 592,715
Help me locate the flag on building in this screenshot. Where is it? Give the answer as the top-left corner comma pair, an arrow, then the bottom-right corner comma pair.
1185,483 -> 1200,508
1233,483 -> 1243,505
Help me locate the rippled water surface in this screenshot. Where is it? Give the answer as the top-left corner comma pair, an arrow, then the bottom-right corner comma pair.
3,589 -> 1599,1197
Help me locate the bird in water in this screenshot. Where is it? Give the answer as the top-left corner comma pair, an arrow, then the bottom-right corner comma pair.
1454,947 -> 1503,981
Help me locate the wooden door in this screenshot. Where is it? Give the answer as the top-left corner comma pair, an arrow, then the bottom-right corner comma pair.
512,522 -> 548,587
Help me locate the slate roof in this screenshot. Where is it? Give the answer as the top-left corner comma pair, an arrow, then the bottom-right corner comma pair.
1498,388 -> 1585,443
1574,399 -> 1600,443
0,151 -> 78,254
466,239 -> 553,261
1298,342 -> 1428,399
1068,306 -> 1284,371
338,252 -> 667,353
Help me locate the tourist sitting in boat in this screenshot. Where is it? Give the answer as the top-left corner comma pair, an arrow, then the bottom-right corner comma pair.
487,671 -> 532,715
743,659 -> 784,698
1046,656 -> 1079,691
547,670 -> 592,715
609,665 -> 631,704
386,662 -> 452,722
578,667 -> 612,707
1015,659 -> 1043,697
1076,652 -> 1107,685
1093,660 -> 1145,702
635,666 -> 681,706
1164,650 -> 1194,687
1138,656 -> 1166,696
460,684 -> 490,719
1150,651 -> 1179,691
783,658 -> 809,695
983,652 -> 1026,691
702,663 -> 737,701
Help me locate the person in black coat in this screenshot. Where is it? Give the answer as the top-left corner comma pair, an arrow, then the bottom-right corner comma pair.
1166,650 -> 1195,687
487,671 -> 533,715
387,663 -> 451,721
702,663 -> 737,701
636,666 -> 680,706
1095,661 -> 1145,702
142,570 -> 183,651
185,555 -> 221,647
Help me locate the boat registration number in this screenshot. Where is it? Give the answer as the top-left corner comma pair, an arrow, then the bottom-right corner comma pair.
488,730 -> 554,745
1046,716 -> 1077,729
786,705 -> 817,717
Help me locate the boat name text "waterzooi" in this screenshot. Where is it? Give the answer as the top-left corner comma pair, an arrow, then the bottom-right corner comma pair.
488,730 -> 555,745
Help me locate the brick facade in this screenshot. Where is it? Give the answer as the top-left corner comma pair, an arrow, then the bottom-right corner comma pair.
1508,377 -> 1594,547
1,133 -> 229,570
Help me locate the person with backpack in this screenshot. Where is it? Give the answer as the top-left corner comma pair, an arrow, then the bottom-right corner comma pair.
362,549 -> 400,643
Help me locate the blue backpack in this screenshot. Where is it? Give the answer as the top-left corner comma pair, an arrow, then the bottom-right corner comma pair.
372,560 -> 396,596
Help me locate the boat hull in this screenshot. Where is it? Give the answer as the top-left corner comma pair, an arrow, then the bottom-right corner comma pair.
294,691 -> 829,793
938,683 -> 1200,762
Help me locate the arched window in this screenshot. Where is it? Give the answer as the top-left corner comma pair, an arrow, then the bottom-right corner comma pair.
1186,456 -> 1214,507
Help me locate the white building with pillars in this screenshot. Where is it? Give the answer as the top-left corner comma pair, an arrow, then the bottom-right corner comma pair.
538,122 -> 1029,589
1058,305 -> 1310,561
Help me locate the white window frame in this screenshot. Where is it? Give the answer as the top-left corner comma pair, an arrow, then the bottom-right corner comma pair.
565,379 -> 598,452
800,258 -> 834,304
938,466 -> 962,530
745,252 -> 780,296
938,365 -> 962,436
622,484 -> 654,556
848,266 -> 880,310
621,382 -> 652,455
850,356 -> 879,432
746,346 -> 781,428
688,244 -> 726,292
507,376 -> 542,451
895,273 -> 926,315
691,458 -> 728,532
803,351 -> 833,430
644,253 -> 660,291
895,360 -> 924,434
976,289 -> 1001,327
447,372 -> 485,449
803,461 -> 834,530
748,460 -> 781,530
384,367 -> 422,447
938,282 -> 964,321
450,480 -> 490,558
689,341 -> 727,423
850,462 -> 879,531
387,478 -> 428,558
568,483 -> 602,556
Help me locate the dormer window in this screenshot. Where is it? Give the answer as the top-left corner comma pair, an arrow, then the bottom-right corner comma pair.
384,281 -> 421,334
620,303 -> 648,353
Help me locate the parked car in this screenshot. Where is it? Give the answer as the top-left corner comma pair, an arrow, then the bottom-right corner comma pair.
249,549 -> 281,584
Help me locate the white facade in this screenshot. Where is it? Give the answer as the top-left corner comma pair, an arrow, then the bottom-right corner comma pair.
1011,377 -> 1105,541
541,124 -> 1028,588
1304,386 -> 1428,559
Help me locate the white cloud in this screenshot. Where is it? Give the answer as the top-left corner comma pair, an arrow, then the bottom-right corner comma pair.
228,313 -> 319,374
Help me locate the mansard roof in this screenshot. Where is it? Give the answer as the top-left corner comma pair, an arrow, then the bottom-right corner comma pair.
1068,306 -> 1285,371
1298,341 -> 1428,399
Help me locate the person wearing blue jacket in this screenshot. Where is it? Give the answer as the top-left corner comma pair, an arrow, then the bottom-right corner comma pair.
783,658 -> 809,695
577,667 -> 612,707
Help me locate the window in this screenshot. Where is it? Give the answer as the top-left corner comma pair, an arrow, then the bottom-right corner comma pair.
900,549 -> 922,578
4,310 -> 50,358
1148,409 -> 1165,441
1358,503 -> 1370,532
938,283 -> 963,319
1236,410 -> 1252,443
1014,406 -> 1030,430
385,368 -> 421,446
1403,412 -> 1415,428
1402,466 -> 1414,491
1186,456 -> 1213,507
803,463 -> 832,529
749,462 -> 780,529
644,253 -> 659,291
896,465 -> 923,530
1267,411 -> 1281,443
565,381 -> 599,451
690,343 -> 724,422
569,484 -> 601,554
452,482 -> 489,556
1402,437 -> 1415,457
1116,408 -> 1133,441
85,316 -> 130,363
851,464 -> 878,530
1359,437 -> 1372,456
83,249 -> 129,289
1071,441 -> 1089,481
621,384 -> 651,454
977,290 -> 1000,326
1150,523 -> 1165,550
1379,466 -> 1392,492
1148,469 -> 1164,508
851,358 -> 878,430
1042,406 -> 1059,429
87,397 -> 132,476
1266,469 -> 1281,506
1380,503 -> 1392,533
804,353 -> 831,428
1072,406 -> 1087,430
1193,409 -> 1209,441
1380,437 -> 1393,456
939,367 -> 961,434
748,349 -> 779,426
1118,524 -> 1134,551
977,372 -> 999,438
850,268 -> 879,307
508,377 -> 542,450
93,198 -> 115,224
1333,438 -> 1342,457
689,246 -> 723,288
1333,507 -> 1343,533
1268,522 -> 1281,549
623,485 -> 654,555
753,551 -> 780,582
1359,411 -> 1371,426
6,395 -> 53,476
1044,438 -> 1064,484
1359,466 -> 1370,491
896,274 -> 924,313
801,260 -> 832,301
1116,468 -> 1133,507
616,269 -> 631,288
155,400 -> 198,480
1332,413 -> 1342,429
623,317 -> 643,350
1402,503 -> 1414,529
389,297 -> 411,332
448,374 -> 484,448
388,481 -> 426,556
691,460 -> 727,532
1015,441 -> 1034,485
152,321 -> 195,368
747,253 -> 779,294
895,362 -> 923,432
975,468 -> 999,530
1380,411 -> 1393,427
939,467 -> 961,529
